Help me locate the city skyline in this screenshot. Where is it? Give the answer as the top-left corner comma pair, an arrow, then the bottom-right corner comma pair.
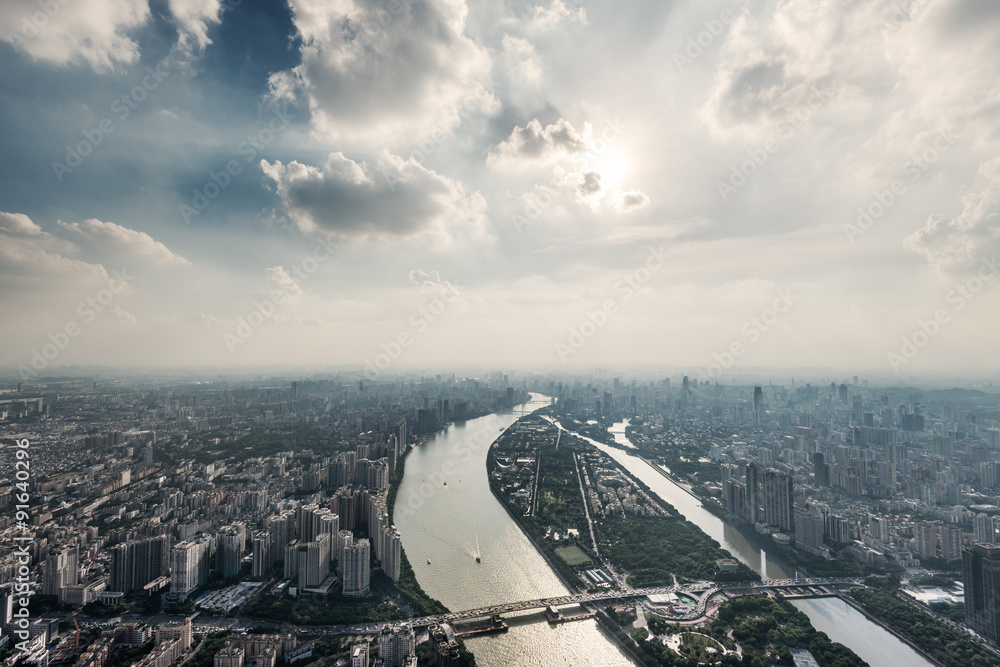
1,0 -> 999,373
4,371 -> 1000,666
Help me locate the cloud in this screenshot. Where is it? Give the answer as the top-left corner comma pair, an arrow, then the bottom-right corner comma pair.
409,268 -> 458,298
611,189 -> 651,213
166,0 -> 224,57
524,0 -> 586,30
0,0 -> 150,72
488,118 -> 587,166
265,266 -> 304,297
905,159 -> 1000,271
58,219 -> 191,266
490,118 -> 649,213
0,211 -> 48,239
0,212 -> 108,295
262,151 -> 487,242
575,171 -> 601,196
267,0 -> 496,143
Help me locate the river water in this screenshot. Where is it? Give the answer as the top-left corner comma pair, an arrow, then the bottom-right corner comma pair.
393,394 -> 639,666
791,598 -> 934,666
394,396 -> 932,666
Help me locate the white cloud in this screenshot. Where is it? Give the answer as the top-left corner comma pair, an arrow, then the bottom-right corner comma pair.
166,0 -> 224,57
524,0 -> 586,31
409,268 -> 458,298
905,159 -> 1000,271
58,219 -> 191,266
265,266 -> 304,297
0,0 -> 150,72
0,211 -> 109,296
262,151 -> 488,243
488,118 -> 586,167
267,0 -> 496,143
490,118 -> 649,213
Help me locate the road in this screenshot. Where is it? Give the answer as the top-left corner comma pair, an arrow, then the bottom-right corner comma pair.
296,578 -> 863,636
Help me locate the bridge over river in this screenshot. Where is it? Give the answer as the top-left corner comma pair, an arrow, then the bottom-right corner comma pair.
304,577 -> 863,636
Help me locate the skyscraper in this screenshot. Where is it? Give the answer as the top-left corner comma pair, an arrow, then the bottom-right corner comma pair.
753,386 -> 763,413
216,528 -> 244,579
269,510 -> 296,559
383,528 -> 401,583
296,533 -> 331,590
387,434 -> 399,480
251,533 -> 271,580
964,543 -> 1000,644
763,470 -> 794,533
975,514 -> 998,545
813,452 -> 830,487
170,538 -> 210,601
43,546 -> 78,598
341,534 -> 371,597
377,624 -> 415,667
111,535 -> 171,594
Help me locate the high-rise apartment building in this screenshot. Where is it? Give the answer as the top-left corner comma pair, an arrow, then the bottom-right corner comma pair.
296,533 -> 331,590
170,538 -> 210,600
763,471 -> 794,533
964,543 -> 1000,644
43,546 -> 79,598
340,534 -> 371,597
377,624 -> 415,667
111,535 -> 171,594
216,528 -> 244,579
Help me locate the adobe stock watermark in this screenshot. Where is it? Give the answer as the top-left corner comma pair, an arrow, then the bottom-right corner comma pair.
224,237 -> 334,352
5,0 -> 73,51
363,283 -> 462,375
887,256 -> 998,371
18,270 -> 134,379
180,103 -> 294,224
716,86 -> 835,202
52,65 -> 169,182
555,245 -> 669,362
844,128 -> 956,244
672,0 -> 749,72
11,443 -> 36,655
511,118 -> 624,233
698,287 -> 798,382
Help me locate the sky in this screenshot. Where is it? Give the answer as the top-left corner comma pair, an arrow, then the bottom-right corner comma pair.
1,0 -> 999,380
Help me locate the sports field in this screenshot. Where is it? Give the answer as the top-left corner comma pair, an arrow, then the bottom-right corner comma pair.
555,545 -> 591,566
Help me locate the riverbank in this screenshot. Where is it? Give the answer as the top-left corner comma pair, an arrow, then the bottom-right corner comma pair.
485,416 -> 645,665
485,442 -> 585,594
638,455 -> 701,501
387,441 -> 451,617
550,422 -> 760,584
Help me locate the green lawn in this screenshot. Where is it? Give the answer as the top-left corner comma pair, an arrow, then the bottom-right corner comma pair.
555,545 -> 592,566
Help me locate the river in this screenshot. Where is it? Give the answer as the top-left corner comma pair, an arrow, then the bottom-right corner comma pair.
791,598 -> 934,666
393,394 -> 639,666
393,397 -> 932,666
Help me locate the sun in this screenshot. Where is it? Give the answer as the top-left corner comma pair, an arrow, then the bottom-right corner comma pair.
586,144 -> 631,190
